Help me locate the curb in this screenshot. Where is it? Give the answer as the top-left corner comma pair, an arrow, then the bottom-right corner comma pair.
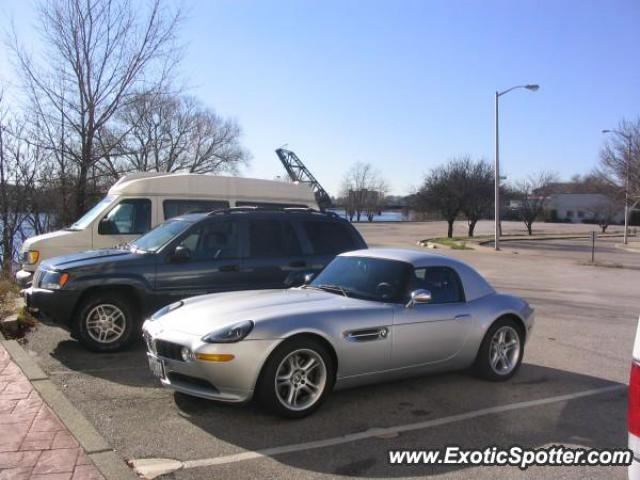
0,337 -> 138,480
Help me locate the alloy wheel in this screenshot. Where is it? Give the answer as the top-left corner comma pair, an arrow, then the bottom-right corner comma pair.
274,349 -> 327,412
85,304 -> 127,344
489,325 -> 521,375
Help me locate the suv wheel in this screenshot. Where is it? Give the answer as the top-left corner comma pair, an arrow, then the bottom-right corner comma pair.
257,337 -> 334,418
74,292 -> 137,352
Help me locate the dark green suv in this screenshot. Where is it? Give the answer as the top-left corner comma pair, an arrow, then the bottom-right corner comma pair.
24,208 -> 367,352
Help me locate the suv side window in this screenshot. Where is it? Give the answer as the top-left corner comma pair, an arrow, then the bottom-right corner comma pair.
98,199 -> 151,235
248,219 -> 302,258
300,221 -> 356,255
410,267 -> 464,304
163,199 -> 230,219
177,221 -> 240,260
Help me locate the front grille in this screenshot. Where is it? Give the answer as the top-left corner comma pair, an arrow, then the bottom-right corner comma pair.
155,339 -> 183,361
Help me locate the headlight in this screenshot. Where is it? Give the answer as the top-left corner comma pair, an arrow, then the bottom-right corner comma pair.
150,301 -> 184,320
25,250 -> 40,265
202,320 -> 254,343
41,271 -> 69,290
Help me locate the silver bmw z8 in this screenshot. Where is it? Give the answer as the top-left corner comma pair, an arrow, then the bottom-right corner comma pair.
142,248 -> 534,417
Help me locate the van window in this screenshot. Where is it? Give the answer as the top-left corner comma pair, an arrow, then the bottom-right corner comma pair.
98,199 -> 151,235
410,267 -> 464,304
178,221 -> 240,260
300,221 -> 356,255
236,201 -> 308,209
248,220 -> 301,258
163,199 -> 230,219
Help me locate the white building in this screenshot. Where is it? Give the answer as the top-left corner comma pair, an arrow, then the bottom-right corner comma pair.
546,193 -> 624,223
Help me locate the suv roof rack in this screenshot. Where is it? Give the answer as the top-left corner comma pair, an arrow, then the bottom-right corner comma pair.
206,206 -> 341,219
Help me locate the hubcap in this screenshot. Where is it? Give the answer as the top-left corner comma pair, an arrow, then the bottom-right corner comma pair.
275,349 -> 327,411
489,326 -> 521,375
86,304 -> 126,344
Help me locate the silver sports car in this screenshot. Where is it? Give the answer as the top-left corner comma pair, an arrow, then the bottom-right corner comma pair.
142,248 -> 534,417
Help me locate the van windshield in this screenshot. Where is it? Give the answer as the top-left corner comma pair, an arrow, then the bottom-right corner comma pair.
67,195 -> 116,231
130,219 -> 192,253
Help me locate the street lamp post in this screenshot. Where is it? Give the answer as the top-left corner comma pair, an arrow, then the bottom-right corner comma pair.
494,84 -> 539,251
602,129 -> 632,245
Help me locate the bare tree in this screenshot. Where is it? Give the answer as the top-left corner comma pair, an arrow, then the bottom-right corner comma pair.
415,160 -> 466,238
12,0 -> 181,219
0,98 -> 42,273
599,118 -> 640,226
103,92 -> 249,177
514,172 -> 557,235
340,163 -> 386,222
588,196 -> 621,233
459,157 -> 493,237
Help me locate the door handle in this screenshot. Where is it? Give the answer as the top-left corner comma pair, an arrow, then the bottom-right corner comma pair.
455,314 -> 471,320
219,264 -> 240,272
345,327 -> 388,342
289,260 -> 306,268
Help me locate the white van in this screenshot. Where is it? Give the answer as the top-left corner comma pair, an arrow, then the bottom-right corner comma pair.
16,172 -> 318,285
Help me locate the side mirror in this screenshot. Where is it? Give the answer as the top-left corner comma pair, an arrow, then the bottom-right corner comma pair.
304,273 -> 315,284
171,245 -> 191,262
406,289 -> 432,308
98,217 -> 117,235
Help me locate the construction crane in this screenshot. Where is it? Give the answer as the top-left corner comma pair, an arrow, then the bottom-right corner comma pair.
275,148 -> 333,210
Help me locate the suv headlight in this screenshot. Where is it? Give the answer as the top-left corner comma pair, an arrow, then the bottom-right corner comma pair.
202,320 -> 254,343
41,271 -> 69,290
150,301 -> 184,320
25,250 -> 40,265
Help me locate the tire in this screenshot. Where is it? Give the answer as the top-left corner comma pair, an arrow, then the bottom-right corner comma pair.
73,292 -> 137,352
256,337 -> 335,418
473,318 -> 524,381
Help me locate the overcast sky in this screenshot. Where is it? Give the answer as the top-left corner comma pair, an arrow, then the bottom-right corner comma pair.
2,0 -> 639,196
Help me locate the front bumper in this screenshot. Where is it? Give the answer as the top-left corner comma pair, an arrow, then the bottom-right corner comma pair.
142,320 -> 280,404
15,269 -> 33,288
22,287 -> 80,326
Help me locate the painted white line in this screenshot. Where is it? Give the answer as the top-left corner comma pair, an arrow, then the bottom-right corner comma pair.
131,383 -> 625,478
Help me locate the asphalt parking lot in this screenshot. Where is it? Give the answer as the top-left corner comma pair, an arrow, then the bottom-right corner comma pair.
22,221 -> 639,479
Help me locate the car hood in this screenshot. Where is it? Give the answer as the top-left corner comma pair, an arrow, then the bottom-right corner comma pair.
22,229 -> 87,252
153,288 -> 365,336
41,248 -> 143,271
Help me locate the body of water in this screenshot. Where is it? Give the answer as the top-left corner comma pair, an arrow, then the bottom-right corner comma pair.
328,209 -> 406,222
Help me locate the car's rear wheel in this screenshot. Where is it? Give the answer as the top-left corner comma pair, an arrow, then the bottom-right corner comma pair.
257,337 -> 334,418
474,318 -> 524,381
74,292 -> 137,352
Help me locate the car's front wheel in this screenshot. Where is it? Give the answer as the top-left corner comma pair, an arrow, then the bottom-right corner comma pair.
74,292 -> 137,352
257,337 -> 335,418
474,318 -> 524,381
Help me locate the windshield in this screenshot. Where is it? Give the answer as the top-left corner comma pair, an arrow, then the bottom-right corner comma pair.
309,256 -> 412,303
131,219 -> 192,253
68,195 -> 116,230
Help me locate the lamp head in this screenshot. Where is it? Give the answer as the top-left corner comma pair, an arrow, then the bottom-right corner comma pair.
525,84 -> 540,92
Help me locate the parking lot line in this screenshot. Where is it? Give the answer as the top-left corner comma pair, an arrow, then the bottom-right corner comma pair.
131,383 -> 625,478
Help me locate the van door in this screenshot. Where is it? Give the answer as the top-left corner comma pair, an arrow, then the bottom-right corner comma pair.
153,218 -> 245,305
93,198 -> 153,249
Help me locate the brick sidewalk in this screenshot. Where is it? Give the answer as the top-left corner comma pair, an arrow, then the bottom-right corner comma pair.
0,344 -> 104,480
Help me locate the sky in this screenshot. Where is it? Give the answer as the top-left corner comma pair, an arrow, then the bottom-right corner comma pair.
1,0 -> 639,196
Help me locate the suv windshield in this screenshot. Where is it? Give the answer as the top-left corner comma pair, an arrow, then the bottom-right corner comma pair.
68,195 -> 116,230
309,256 -> 411,303
130,219 -> 192,253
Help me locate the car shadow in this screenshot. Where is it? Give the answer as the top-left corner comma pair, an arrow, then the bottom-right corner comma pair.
168,363 -> 627,477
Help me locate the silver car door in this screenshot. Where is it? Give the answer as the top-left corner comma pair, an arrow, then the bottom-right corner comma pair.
391,266 -> 472,368
334,304 -> 394,377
